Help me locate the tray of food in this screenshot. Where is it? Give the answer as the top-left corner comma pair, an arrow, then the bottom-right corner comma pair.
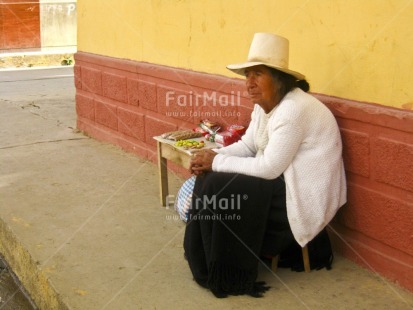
160,130 -> 203,141
154,130 -> 217,154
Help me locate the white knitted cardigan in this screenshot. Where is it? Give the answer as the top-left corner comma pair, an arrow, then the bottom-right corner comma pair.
213,88 -> 347,246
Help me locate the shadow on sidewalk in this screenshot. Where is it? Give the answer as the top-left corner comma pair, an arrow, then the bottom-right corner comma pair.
0,256 -> 36,309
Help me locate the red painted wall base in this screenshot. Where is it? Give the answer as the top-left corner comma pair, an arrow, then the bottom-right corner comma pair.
74,51 -> 413,292
0,0 -> 41,50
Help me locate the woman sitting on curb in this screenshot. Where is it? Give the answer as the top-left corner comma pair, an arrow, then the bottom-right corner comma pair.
184,32 -> 346,298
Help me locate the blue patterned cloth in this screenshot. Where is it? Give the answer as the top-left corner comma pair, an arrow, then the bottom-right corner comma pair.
174,176 -> 196,222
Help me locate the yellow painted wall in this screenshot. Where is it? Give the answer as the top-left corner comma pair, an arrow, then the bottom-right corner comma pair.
77,0 -> 413,110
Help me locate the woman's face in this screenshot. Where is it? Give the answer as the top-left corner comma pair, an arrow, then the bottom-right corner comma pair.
245,65 -> 278,110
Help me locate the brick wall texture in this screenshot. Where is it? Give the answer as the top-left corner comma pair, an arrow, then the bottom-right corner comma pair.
74,52 -> 413,292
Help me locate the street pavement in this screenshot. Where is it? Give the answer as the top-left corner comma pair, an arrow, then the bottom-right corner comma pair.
0,67 -> 412,309
0,67 -> 74,83
0,66 -> 76,309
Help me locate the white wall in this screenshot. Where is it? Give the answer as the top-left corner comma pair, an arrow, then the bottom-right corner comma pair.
40,0 -> 77,50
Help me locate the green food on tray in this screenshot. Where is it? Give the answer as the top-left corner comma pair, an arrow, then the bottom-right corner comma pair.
175,139 -> 205,149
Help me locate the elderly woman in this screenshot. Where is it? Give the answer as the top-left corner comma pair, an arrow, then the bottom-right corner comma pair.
184,33 -> 346,298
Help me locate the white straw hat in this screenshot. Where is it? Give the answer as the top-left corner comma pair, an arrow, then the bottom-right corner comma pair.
227,32 -> 305,80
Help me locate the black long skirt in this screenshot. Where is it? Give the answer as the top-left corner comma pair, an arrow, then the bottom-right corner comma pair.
183,172 -> 294,298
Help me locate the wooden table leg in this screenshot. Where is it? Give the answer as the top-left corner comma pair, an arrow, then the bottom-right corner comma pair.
302,245 -> 311,272
157,141 -> 169,206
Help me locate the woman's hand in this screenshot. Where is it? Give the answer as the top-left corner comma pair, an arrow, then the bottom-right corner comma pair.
189,149 -> 217,175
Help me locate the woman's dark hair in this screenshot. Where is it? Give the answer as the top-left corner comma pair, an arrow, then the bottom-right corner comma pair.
269,68 -> 310,98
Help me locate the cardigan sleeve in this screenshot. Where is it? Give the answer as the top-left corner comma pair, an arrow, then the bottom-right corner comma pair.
212,117 -> 304,179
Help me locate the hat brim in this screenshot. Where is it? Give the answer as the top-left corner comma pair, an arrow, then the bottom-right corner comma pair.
227,61 -> 305,80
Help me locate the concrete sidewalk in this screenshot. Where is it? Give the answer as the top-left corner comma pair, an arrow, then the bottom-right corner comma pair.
0,69 -> 412,309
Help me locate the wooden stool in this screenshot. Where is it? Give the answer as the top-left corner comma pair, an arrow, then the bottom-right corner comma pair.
271,245 -> 311,273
